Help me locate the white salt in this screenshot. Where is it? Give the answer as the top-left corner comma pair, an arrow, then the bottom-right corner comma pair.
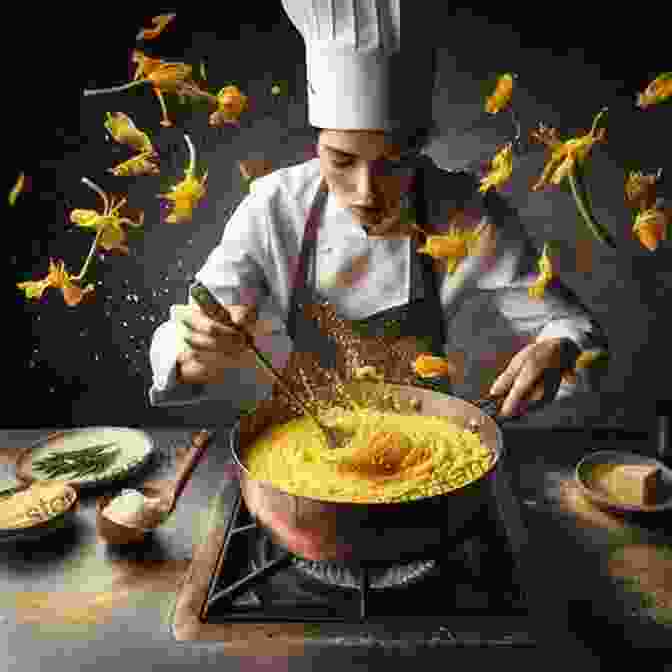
103,489 -> 163,528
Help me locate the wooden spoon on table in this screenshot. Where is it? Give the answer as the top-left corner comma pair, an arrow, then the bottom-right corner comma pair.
98,430 -> 215,540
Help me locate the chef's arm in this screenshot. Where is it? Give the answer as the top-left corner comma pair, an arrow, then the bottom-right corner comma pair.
490,251 -> 609,397
147,174 -> 290,409
471,181 -> 610,396
147,283 -> 294,409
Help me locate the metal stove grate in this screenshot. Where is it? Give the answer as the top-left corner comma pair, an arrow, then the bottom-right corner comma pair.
201,481 -> 527,624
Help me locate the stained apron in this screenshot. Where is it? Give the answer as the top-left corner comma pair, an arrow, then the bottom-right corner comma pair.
277,158 -> 452,401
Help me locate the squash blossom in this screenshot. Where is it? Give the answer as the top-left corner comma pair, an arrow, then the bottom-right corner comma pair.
104,112 -> 155,155
209,85 -> 248,127
9,172 -> 25,206
84,52 -> 195,128
530,108 -> 608,191
156,134 -> 207,224
413,355 -> 455,379
146,62 -> 193,93
415,222 -> 486,274
636,72 -> 672,109
70,177 -> 144,256
17,258 -> 95,307
479,142 -> 514,193
135,13 -> 176,41
131,50 -> 164,81
485,73 -> 515,114
562,348 -> 609,385
625,169 -> 663,211
633,207 -> 669,252
108,151 -> 159,177
528,242 -> 556,299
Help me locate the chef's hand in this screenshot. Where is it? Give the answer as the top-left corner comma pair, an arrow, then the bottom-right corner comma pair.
175,304 -> 258,385
489,337 -> 581,418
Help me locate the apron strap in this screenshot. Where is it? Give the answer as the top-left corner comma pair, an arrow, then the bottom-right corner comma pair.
286,157 -> 446,352
412,158 -> 446,351
286,178 -> 328,342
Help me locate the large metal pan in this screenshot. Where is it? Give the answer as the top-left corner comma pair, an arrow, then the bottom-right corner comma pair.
230,379 -> 530,566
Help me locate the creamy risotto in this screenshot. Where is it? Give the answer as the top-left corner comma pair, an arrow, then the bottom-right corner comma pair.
244,407 -> 494,503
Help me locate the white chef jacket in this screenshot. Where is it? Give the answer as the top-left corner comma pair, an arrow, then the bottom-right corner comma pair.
147,156 -> 608,410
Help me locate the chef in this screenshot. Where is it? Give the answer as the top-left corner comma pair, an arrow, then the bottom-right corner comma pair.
147,0 -> 608,419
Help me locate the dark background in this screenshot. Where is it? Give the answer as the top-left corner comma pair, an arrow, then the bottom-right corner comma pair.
4,7 -> 670,429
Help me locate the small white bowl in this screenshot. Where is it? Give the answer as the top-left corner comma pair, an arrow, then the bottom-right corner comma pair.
575,450 -> 672,514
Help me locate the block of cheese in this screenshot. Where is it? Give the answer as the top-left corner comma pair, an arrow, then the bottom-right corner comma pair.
592,463 -> 666,507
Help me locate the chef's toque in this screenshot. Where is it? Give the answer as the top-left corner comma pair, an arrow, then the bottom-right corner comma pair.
280,0 -> 436,133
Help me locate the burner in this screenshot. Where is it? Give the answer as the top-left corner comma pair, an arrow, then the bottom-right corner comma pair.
252,502 -> 496,591
254,523 -> 439,589
292,557 -> 437,590
203,482 -> 530,627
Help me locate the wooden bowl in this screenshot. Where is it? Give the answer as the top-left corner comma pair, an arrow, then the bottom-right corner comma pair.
96,486 -> 162,545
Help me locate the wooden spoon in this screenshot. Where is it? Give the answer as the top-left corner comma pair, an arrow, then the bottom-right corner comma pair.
190,282 -> 349,449
98,430 -> 215,541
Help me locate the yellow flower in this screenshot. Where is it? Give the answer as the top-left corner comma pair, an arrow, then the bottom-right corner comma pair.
84,52 -> 196,128
528,242 -> 556,299
530,108 -> 608,191
130,51 -> 193,127
157,134 -> 207,224
108,151 -> 159,177
17,258 -> 95,307
633,207 -> 669,252
104,112 -> 155,155
135,14 -> 176,41
485,74 -> 515,114
478,142 -> 514,193
561,348 -> 609,385
209,85 -> 248,127
131,50 -> 164,81
624,169 -> 662,211
69,180 -> 144,256
146,62 -> 193,93
9,172 -> 25,206
415,222 -> 486,274
636,72 -> 672,108
413,355 -> 455,379
158,173 -> 208,223
271,84 -> 281,96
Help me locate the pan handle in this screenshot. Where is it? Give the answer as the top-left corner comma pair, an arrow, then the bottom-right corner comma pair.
472,377 -> 549,424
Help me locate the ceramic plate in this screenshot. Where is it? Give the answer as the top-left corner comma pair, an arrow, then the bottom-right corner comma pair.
14,427 -> 155,491
575,450 -> 672,514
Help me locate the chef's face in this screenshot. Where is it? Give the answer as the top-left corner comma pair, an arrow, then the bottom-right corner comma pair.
317,129 -> 417,234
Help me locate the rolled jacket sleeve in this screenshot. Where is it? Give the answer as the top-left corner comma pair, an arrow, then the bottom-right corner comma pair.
147,179 -> 279,409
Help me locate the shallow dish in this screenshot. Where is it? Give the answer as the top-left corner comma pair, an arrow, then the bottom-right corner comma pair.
14,427 -> 155,490
575,450 -> 672,514
0,482 -> 78,544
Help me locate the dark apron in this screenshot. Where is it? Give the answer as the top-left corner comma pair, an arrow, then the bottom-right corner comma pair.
276,159 -> 452,402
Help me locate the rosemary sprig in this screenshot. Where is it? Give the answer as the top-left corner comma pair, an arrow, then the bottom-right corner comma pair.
32,442 -> 120,479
